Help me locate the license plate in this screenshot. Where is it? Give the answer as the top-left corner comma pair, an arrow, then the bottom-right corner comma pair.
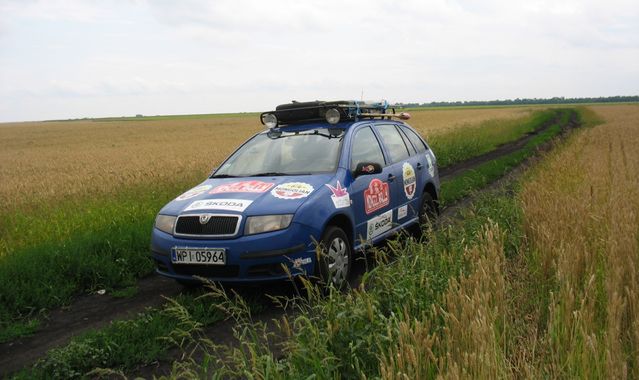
171,248 -> 226,265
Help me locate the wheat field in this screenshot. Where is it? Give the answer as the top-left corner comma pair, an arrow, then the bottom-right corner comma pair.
519,103 -> 639,377
377,104 -> 639,378
0,107 -> 534,212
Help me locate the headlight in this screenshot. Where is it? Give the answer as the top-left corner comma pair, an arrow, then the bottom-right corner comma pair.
155,214 -> 176,235
245,214 -> 293,235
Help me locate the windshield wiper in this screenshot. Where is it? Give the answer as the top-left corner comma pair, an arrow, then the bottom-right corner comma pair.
252,172 -> 289,177
210,174 -> 237,178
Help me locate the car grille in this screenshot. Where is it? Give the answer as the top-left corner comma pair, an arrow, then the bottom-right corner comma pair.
174,215 -> 240,237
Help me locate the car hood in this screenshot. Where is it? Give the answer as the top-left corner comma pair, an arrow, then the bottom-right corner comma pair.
160,174 -> 335,216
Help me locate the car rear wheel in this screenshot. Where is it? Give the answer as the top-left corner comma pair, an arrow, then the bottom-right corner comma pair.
417,192 -> 438,232
317,226 -> 351,289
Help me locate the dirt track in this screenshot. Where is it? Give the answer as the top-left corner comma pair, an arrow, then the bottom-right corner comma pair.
0,111 -> 578,377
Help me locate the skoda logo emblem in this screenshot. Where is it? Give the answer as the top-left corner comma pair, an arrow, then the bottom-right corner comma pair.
199,214 -> 212,224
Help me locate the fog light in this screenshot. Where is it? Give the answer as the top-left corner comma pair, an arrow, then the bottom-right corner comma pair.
262,113 -> 278,128
325,108 -> 340,124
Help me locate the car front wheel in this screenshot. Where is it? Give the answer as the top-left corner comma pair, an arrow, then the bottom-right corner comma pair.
317,226 -> 351,289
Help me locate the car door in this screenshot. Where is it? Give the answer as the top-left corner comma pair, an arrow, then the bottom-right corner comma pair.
395,124 -> 427,221
348,125 -> 394,244
373,123 -> 416,225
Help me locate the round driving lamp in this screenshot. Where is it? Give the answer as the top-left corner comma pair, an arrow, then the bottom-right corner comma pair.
261,113 -> 278,128
325,108 -> 341,124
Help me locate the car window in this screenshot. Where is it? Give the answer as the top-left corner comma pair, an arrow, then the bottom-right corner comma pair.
401,126 -> 428,154
350,126 -> 385,171
215,130 -> 342,176
398,126 -> 417,155
376,124 -> 410,163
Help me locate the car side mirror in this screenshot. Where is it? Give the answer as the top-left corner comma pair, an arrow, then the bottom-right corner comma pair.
353,162 -> 383,178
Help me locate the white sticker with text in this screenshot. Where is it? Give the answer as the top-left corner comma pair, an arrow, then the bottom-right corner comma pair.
184,199 -> 253,213
397,205 -> 408,220
367,210 -> 393,240
271,182 -> 315,200
293,257 -> 312,269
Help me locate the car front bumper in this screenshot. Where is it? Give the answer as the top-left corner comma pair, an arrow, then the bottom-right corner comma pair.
150,222 -> 319,283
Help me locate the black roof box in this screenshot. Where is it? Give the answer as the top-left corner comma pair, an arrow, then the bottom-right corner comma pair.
273,100 -> 350,125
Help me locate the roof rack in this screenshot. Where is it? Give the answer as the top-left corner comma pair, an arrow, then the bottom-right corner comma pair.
260,100 -> 411,128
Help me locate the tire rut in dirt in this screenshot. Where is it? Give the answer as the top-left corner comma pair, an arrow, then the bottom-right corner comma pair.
438,112 -> 562,181
0,276 -> 181,377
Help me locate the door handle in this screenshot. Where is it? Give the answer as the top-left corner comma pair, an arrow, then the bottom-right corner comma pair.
388,174 -> 396,182
416,163 -> 423,170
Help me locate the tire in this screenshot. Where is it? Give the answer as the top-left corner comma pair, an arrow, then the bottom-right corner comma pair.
317,226 -> 352,289
417,192 -> 438,233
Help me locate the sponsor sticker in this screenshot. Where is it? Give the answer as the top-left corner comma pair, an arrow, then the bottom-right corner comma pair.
175,185 -> 212,201
402,163 -> 417,200
293,257 -> 312,269
364,178 -> 390,214
398,205 -> 408,219
209,180 -> 274,194
326,181 -> 351,209
184,199 -> 253,212
367,210 -> 393,240
271,182 -> 314,200
361,164 -> 376,174
425,152 -> 436,177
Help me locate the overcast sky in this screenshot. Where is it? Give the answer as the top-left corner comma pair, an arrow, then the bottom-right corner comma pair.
0,0 -> 638,122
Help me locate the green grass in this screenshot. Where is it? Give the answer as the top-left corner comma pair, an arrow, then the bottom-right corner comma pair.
0,174 -> 202,343
574,105 -> 605,128
439,109 -> 573,205
158,183 -> 524,379
12,292 -> 233,380
429,109 -> 556,168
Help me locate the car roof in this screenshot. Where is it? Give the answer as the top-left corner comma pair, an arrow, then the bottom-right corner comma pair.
263,119 -> 408,134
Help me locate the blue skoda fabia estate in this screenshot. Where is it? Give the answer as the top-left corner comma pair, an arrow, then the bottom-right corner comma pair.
151,100 -> 439,287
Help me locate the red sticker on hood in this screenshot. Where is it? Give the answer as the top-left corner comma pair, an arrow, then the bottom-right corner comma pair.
209,180 -> 274,194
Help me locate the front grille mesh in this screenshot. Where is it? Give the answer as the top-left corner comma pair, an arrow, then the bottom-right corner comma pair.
175,215 -> 239,236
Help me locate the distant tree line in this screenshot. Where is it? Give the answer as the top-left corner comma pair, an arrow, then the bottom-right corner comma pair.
398,95 -> 639,108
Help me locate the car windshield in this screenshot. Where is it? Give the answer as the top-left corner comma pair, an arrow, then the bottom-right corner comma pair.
213,129 -> 344,177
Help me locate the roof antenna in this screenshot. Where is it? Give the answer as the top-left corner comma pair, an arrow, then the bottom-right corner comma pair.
360,89 -> 364,102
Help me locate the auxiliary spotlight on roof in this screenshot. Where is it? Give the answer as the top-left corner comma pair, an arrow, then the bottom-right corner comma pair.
259,100 -> 411,128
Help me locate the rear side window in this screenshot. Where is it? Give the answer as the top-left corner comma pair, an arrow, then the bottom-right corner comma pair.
401,126 -> 429,154
350,126 -> 385,171
376,124 -> 410,164
398,126 -> 417,155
